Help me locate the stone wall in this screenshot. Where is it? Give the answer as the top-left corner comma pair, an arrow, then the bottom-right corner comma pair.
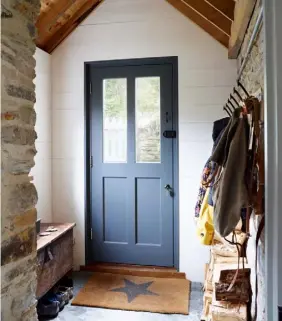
238,1 -> 264,96
1,1 -> 40,320
237,1 -> 265,320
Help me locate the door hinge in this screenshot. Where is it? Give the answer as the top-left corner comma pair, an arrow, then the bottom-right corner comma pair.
89,81 -> 92,94
90,156 -> 93,168
90,228 -> 93,240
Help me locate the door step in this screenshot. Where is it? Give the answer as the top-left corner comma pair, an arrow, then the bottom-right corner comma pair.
80,263 -> 186,279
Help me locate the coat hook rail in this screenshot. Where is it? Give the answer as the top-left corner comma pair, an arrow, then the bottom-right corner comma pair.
223,83 -> 249,116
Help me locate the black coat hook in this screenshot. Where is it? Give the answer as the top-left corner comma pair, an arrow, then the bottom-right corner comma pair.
237,80 -> 250,97
228,99 -> 236,111
226,104 -> 233,115
223,106 -> 231,117
233,87 -> 243,101
230,94 -> 240,107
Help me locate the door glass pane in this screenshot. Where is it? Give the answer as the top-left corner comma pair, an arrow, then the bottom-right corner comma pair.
135,77 -> 161,163
103,78 -> 127,163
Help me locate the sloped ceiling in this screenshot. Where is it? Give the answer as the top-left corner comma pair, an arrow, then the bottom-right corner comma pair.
36,0 -> 235,54
36,0 -> 104,53
166,0 -> 234,48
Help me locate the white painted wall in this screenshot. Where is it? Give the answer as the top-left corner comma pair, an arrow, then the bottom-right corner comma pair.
51,0 -> 236,281
33,48 -> 52,223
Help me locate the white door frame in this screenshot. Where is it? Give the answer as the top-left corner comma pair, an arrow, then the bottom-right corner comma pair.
263,0 -> 282,320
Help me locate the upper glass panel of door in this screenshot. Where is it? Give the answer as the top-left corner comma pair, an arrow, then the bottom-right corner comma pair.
103,78 -> 127,163
102,77 -> 161,164
135,77 -> 161,163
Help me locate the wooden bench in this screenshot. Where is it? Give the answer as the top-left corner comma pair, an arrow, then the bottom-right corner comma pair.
36,223 -> 76,298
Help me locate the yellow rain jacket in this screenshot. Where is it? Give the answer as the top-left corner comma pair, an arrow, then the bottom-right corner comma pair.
196,187 -> 214,245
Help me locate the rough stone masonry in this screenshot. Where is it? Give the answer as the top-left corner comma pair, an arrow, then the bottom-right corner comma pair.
237,1 -> 265,320
1,0 -> 41,320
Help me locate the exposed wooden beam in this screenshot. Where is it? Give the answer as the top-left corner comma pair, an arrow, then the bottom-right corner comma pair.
166,0 -> 229,48
36,0 -> 233,54
36,0 -> 85,48
42,0 -> 103,53
181,0 -> 232,36
228,0 -> 257,58
204,0 -> 235,20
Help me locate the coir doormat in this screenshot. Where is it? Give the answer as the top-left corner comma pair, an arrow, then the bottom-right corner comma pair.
72,272 -> 190,315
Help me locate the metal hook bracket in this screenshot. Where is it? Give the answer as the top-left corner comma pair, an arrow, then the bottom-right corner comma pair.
228,99 -> 236,111
230,94 -> 240,107
233,87 -> 243,102
223,107 -> 231,117
237,80 -> 250,97
224,104 -> 232,116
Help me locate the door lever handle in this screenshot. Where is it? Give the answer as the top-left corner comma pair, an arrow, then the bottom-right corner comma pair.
164,184 -> 174,197
164,184 -> 173,191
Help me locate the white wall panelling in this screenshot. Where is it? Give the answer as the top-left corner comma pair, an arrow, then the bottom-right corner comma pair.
33,48 -> 52,223
51,0 -> 236,281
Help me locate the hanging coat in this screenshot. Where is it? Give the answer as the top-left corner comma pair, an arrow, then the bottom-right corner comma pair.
210,108 -> 249,237
194,117 -> 229,219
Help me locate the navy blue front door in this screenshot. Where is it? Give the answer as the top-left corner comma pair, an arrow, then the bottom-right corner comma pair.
89,60 -> 175,267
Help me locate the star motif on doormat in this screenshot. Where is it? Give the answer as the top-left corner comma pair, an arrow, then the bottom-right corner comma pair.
110,279 -> 159,303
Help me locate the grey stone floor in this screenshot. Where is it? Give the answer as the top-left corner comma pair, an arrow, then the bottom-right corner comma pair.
44,272 -> 203,321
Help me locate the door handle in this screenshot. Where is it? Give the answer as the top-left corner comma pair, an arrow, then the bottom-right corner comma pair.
164,184 -> 174,196
164,184 -> 173,191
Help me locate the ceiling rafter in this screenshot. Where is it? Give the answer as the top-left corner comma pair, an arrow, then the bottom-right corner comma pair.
44,0 -> 102,53
166,0 -> 231,47
204,0 -> 235,21
36,0 -> 103,53
36,0 -> 83,46
180,0 -> 232,36
36,0 -> 236,53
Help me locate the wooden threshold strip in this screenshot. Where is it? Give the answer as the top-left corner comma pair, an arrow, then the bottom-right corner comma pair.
80,263 -> 186,279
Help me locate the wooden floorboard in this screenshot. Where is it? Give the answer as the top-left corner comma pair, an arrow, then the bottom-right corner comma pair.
80,263 -> 186,279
